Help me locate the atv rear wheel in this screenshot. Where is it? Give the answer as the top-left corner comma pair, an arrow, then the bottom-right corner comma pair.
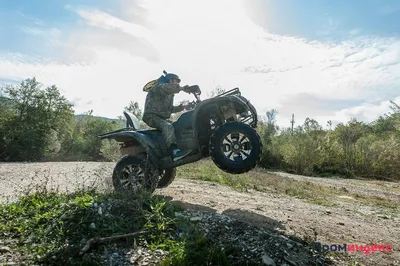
112,154 -> 158,194
156,168 -> 177,188
209,122 -> 262,174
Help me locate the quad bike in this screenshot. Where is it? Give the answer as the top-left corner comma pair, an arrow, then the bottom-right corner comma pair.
98,85 -> 263,193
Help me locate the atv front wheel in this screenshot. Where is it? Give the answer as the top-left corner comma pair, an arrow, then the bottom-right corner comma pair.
209,122 -> 262,174
112,154 -> 158,194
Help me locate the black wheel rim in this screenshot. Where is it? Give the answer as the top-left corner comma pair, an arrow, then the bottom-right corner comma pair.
119,164 -> 145,190
221,132 -> 252,161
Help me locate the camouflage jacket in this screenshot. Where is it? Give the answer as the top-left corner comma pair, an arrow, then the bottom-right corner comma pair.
142,82 -> 184,121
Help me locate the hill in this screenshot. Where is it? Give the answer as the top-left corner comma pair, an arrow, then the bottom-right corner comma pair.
0,95 -> 120,123
75,114 -> 121,123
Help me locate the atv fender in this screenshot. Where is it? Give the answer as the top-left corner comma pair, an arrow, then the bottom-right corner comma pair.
98,130 -> 159,166
191,95 -> 258,134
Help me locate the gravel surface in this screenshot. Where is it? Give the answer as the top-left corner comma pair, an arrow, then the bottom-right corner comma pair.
0,162 -> 399,266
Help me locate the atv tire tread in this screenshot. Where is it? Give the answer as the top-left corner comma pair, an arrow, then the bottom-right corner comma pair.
112,154 -> 158,193
156,168 -> 177,188
209,122 -> 263,174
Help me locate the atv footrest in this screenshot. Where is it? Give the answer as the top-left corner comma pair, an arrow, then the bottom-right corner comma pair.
158,152 -> 202,169
160,156 -> 173,165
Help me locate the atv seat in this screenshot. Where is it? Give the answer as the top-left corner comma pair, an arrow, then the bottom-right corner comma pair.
137,129 -> 162,134
138,120 -> 178,134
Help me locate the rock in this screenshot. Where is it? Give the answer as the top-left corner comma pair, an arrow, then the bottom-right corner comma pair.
174,212 -> 185,218
98,207 -> 103,215
283,250 -> 290,256
89,223 -> 96,229
190,216 -> 202,222
338,222 -> 345,226
286,243 -> 293,249
284,256 -> 298,266
0,246 -> 11,253
326,210 -> 331,215
262,254 -> 276,266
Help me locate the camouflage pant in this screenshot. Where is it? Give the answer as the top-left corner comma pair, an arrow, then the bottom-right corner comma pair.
143,114 -> 176,148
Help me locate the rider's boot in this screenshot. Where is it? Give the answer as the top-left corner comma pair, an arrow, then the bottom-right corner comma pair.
169,144 -> 191,161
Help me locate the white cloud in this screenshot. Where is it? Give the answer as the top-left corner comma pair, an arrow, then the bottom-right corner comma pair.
0,0 -> 400,130
318,96 -> 400,126
19,26 -> 61,39
18,12 -> 44,26
71,7 -> 152,40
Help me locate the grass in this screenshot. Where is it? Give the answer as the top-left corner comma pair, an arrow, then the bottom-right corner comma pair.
309,199 -> 337,207
368,180 -> 400,193
0,178 -> 232,265
352,193 -> 398,209
177,159 -> 399,210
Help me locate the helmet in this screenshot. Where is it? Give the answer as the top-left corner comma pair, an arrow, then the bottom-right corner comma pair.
165,73 -> 181,82
157,70 -> 181,84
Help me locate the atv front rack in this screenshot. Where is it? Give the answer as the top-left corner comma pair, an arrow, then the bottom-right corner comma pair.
214,87 -> 258,128
216,87 -> 241,97
236,96 -> 258,128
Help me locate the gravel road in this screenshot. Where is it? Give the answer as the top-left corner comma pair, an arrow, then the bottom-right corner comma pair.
0,162 -> 399,266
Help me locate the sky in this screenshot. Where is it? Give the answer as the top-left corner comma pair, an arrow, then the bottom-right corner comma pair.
0,0 -> 400,129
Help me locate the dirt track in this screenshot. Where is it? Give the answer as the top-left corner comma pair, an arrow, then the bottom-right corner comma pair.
0,162 -> 399,266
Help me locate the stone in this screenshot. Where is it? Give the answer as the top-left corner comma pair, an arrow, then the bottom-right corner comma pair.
262,254 -> 276,266
0,246 -> 11,253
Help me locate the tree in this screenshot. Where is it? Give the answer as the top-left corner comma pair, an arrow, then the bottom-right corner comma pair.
327,120 -> 333,130
0,78 -> 74,161
124,101 -> 143,119
59,112 -> 121,161
259,109 -> 281,168
208,86 -> 226,98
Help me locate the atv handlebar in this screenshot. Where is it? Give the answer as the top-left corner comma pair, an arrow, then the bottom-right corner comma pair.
183,85 -> 201,94
183,85 -> 201,103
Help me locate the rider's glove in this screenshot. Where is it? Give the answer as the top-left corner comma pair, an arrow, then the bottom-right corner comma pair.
175,103 -> 184,112
181,85 -> 190,92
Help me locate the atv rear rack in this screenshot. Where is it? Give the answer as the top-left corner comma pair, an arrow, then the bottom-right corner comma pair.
98,127 -> 132,139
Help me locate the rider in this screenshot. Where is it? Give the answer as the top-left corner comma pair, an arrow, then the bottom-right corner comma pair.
142,71 -> 192,161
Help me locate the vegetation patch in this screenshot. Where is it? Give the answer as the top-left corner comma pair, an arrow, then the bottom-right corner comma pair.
309,199 -> 338,207
351,193 -> 398,209
0,188 -> 232,265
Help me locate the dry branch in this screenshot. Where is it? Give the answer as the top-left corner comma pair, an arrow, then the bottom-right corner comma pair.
79,230 -> 149,255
